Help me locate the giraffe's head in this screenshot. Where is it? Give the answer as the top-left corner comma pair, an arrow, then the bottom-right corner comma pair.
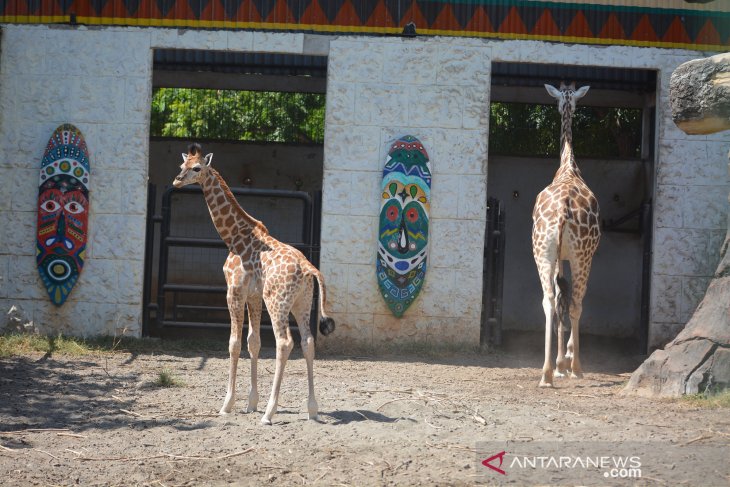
544,82 -> 590,116
173,143 -> 213,188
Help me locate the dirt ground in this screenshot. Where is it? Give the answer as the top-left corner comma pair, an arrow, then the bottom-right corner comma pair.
1,332 -> 728,486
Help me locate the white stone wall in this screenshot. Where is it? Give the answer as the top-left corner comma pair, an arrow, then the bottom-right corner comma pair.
0,25 -> 153,336
322,37 -> 730,348
0,25 -> 322,337
0,24 -> 727,347
321,37 -> 491,347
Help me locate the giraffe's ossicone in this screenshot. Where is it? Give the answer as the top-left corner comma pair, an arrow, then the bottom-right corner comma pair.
377,135 -> 431,318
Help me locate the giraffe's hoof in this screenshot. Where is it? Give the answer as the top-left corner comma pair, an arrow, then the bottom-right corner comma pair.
261,417 -> 272,425
570,371 -> 584,379
554,371 -> 566,378
219,409 -> 233,416
538,380 -> 554,388
246,406 -> 257,413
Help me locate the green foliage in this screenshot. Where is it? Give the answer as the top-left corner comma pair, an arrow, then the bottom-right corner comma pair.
490,102 -> 642,159
681,390 -> 730,409
0,333 -> 226,357
150,88 -> 325,143
0,333 -> 91,357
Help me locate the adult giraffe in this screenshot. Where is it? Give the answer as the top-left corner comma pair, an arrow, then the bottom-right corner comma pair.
173,143 -> 335,424
532,82 -> 600,388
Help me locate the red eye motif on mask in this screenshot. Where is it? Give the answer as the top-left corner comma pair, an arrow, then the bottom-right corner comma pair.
386,205 -> 399,222
40,200 -> 61,213
406,208 -> 418,222
64,201 -> 84,214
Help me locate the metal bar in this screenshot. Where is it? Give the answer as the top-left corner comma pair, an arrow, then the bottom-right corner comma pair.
639,201 -> 652,355
142,183 -> 157,337
163,236 -> 313,251
156,186 -> 173,331
159,321 -> 274,331
155,185 -> 317,331
163,284 -> 228,293
176,304 -> 229,312
481,197 -> 497,347
493,201 -> 506,346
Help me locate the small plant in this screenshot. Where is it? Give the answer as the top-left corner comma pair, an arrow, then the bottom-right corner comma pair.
681,390 -> 730,409
154,369 -> 185,388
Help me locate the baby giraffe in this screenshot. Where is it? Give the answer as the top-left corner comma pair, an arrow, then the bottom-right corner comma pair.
173,143 -> 335,424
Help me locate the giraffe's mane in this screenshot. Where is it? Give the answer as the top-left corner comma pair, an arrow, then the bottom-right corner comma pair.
210,168 -> 269,236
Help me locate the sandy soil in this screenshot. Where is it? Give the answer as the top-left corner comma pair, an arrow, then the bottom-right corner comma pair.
1,332 -> 728,486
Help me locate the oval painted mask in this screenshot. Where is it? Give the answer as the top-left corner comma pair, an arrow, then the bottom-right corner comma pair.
37,124 -> 90,306
376,135 -> 431,317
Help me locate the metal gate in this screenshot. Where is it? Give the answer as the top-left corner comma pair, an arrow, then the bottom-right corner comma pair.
142,184 -> 321,339
481,197 -> 506,347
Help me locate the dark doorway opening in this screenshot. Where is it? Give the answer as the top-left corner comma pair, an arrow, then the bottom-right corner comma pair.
143,50 -> 327,342
484,63 -> 656,354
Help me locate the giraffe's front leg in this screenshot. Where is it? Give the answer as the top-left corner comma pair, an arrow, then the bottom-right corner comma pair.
220,277 -> 247,415
245,298 -> 262,413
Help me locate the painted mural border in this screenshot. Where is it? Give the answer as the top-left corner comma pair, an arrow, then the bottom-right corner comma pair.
0,16 -> 727,52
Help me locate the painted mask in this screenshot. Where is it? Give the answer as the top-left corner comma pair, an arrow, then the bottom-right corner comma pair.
376,135 -> 432,317
37,124 -> 90,306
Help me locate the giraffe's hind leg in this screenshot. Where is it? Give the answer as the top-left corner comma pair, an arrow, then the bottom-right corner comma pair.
535,255 -> 558,388
566,255 -> 593,379
245,297 -> 262,413
291,278 -> 318,420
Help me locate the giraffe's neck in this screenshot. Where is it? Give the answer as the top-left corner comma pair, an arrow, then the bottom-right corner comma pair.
559,106 -> 577,172
200,168 -> 267,250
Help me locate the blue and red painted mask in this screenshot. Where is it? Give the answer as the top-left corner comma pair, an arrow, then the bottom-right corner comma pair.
37,124 -> 90,306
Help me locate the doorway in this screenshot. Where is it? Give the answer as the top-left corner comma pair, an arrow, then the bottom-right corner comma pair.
484,63 -> 656,353
142,49 -> 327,340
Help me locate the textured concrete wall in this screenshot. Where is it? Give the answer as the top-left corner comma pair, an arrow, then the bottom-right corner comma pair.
321,37 -> 491,347
0,25 -> 152,336
0,25 -> 727,347
0,25 -> 319,337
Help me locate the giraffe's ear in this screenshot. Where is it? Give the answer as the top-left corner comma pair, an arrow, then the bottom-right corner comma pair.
182,153 -> 188,162
574,85 -> 590,100
545,84 -> 561,99
204,153 -> 214,166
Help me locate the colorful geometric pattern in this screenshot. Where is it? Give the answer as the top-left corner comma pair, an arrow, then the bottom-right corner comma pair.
377,135 -> 431,318
0,1 -> 728,50
37,124 -> 90,306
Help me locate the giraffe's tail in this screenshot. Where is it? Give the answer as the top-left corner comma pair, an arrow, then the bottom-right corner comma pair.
304,263 -> 335,336
556,275 -> 571,333
554,206 -> 571,334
